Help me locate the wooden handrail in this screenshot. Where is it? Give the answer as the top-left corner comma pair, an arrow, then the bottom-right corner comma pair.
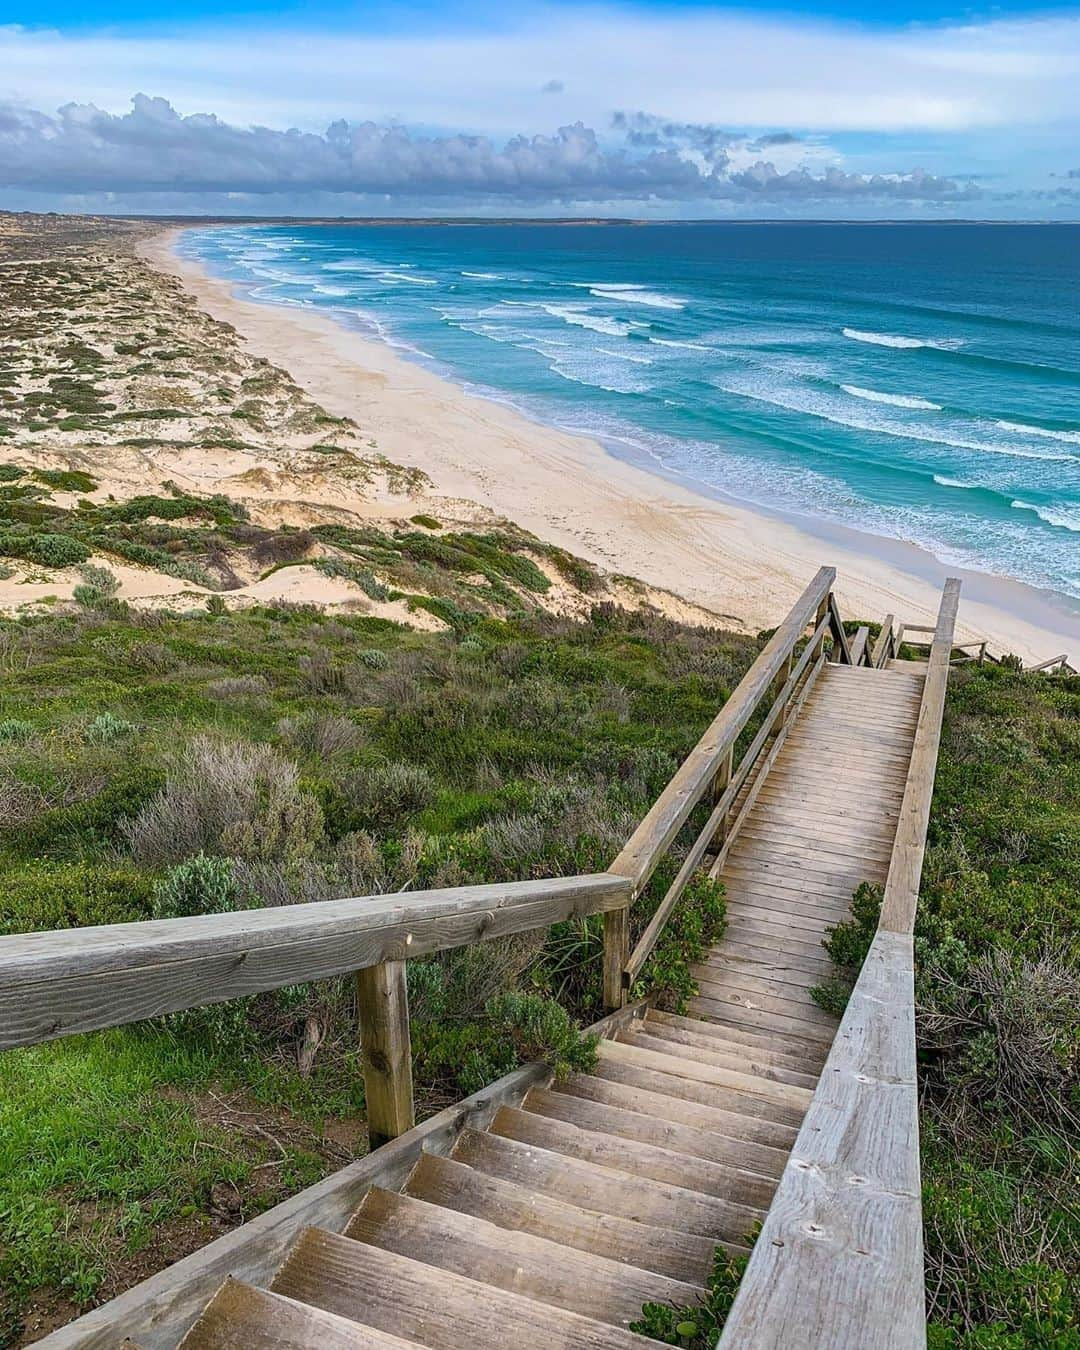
622,616 -> 829,986
719,577 -> 960,1350
607,566 -> 836,899
880,578 -> 960,933
870,614 -> 895,668
0,873 -> 630,1052
0,565 -> 873,1142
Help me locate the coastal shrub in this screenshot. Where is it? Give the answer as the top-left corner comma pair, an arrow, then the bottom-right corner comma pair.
631,1243 -> 753,1347
123,736 -> 323,865
321,760 -> 435,836
314,556 -> 390,602
77,564 -> 120,597
633,873 -> 727,1012
252,528 -> 313,567
278,711 -> 365,759
205,674 -> 270,699
0,719 -> 37,744
84,712 -> 137,744
152,853 -> 242,920
0,862 -> 154,936
33,469 -> 99,494
357,648 -> 389,670
412,984 -> 598,1101
0,530 -> 90,569
410,514 -> 441,530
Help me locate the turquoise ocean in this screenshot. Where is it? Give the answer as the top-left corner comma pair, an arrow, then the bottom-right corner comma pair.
179,223 -> 1080,607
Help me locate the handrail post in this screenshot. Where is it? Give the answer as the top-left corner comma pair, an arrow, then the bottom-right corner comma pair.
356,960 -> 414,1148
602,908 -> 630,1009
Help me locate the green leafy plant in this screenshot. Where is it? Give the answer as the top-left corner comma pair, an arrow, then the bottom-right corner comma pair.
631,1242 -> 753,1347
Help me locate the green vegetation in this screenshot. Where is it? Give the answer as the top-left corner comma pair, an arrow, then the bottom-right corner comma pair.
815,663 -> 1078,1347
631,1242 -> 753,1347
0,596 -> 754,1338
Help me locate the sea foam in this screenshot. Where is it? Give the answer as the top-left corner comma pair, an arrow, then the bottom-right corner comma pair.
1012,500 -> 1080,531
841,385 -> 942,411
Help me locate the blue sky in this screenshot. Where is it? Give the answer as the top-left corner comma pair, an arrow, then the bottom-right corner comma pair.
2,0 -> 1079,217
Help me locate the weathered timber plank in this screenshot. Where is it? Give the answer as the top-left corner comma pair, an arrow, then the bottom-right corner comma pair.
718,930 -> 924,1350
622,1029 -> 819,1090
272,1227 -> 659,1350
178,1280 -> 422,1349
553,1073 -> 795,1159
344,1186 -> 703,1327
880,580 -> 960,934
0,872 -> 630,1049
598,1037 -> 813,1116
404,1151 -> 720,1282
490,1104 -> 777,1210
610,567 -> 835,894
524,1087 -> 788,1180
452,1127 -> 759,1243
588,1057 -> 800,1144
33,1061 -> 547,1349
356,960 -> 414,1147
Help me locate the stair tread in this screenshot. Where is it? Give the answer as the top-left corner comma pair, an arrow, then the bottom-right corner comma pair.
587,1058 -> 799,1149
529,1085 -> 787,1180
598,1036 -> 812,1123
272,1227 -> 661,1350
645,1009 -> 829,1062
493,1105 -> 775,1211
345,1185 -> 702,1328
405,1151 -> 720,1283
179,1279 -> 423,1349
452,1127 -> 758,1244
623,1027 -> 818,1088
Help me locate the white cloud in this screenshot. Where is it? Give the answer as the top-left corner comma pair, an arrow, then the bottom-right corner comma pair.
1,9 -> 1078,139
0,94 -> 977,209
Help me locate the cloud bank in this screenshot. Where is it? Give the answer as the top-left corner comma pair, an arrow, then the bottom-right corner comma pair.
0,95 -> 978,208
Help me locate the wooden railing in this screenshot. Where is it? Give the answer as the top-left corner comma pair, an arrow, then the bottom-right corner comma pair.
0,567 -> 857,1148
718,578 -> 961,1350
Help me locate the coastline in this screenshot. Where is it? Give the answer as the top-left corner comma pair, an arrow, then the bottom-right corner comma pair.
141,226 -> 1079,663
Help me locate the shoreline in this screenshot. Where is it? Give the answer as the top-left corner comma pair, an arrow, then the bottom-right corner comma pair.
141,226 -> 1078,663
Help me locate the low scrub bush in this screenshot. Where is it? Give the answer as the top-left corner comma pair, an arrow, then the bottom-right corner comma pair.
0,861 -> 154,935
123,736 -> 323,865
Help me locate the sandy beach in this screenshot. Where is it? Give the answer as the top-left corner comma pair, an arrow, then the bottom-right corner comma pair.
141,227 -> 1078,665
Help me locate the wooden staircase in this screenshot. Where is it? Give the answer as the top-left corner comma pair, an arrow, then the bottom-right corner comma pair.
179,660 -> 930,1348
7,569 -> 963,1349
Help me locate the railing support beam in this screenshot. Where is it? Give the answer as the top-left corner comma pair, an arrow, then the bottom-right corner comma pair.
356,960 -> 415,1148
602,908 -> 630,1010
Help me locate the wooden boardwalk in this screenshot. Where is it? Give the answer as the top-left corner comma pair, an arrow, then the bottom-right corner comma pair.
15,571 -> 972,1349
178,661 -> 928,1348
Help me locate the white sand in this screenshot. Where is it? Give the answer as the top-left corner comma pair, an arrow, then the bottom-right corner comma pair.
141,229 -> 1078,665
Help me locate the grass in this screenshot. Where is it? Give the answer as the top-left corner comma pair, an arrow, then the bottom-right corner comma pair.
0,596 -> 755,1339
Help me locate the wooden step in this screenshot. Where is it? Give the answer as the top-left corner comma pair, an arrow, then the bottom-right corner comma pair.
687,994 -> 837,1046
597,1038 -> 810,1124
692,952 -> 835,995
492,1105 -> 776,1211
691,999 -> 837,1047
634,1018 -> 822,1079
688,943 -> 837,986
179,1279 -> 422,1349
345,1186 -> 702,1328
619,1029 -> 818,1091
554,1072 -> 795,1161
452,1127 -> 757,1244
645,1009 -> 830,1064
271,1227 -> 660,1350
525,1086 -> 787,1180
404,1151 -> 719,1283
586,1058 -> 799,1149
682,980 -> 837,1033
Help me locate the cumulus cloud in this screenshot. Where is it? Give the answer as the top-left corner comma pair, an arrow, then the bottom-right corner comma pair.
729,162 -> 981,202
0,94 -> 979,208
